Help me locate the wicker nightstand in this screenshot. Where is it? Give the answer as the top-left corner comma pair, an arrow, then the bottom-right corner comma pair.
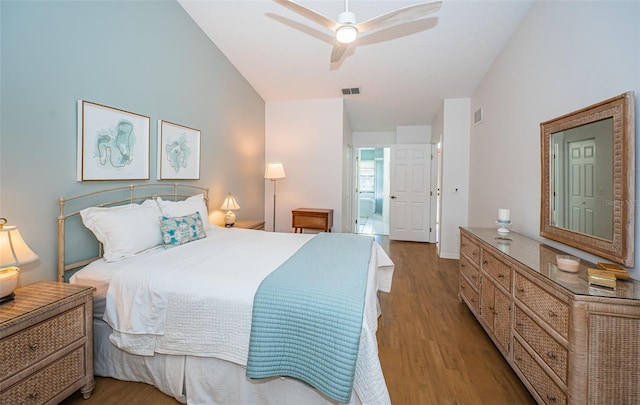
0,281 -> 95,404
232,220 -> 265,230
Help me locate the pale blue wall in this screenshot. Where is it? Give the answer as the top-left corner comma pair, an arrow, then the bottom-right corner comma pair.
0,0 -> 265,285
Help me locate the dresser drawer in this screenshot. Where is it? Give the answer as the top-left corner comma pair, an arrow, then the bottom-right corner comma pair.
482,250 -> 511,291
460,276 -> 480,314
514,273 -> 569,339
460,255 -> 480,289
0,306 -> 85,381
515,307 -> 568,384
1,345 -> 85,405
460,235 -> 480,265
513,338 -> 567,405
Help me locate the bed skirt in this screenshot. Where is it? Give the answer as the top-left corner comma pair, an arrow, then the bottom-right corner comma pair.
93,319 -> 363,405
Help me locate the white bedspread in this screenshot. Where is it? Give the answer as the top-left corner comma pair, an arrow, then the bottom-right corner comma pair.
95,228 -> 393,404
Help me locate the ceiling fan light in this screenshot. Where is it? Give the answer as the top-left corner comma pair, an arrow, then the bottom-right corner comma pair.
336,25 -> 357,44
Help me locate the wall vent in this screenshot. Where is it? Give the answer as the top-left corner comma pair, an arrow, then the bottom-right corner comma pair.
341,87 -> 361,95
473,107 -> 483,126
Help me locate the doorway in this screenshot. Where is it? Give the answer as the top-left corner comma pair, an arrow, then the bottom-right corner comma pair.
355,147 -> 390,236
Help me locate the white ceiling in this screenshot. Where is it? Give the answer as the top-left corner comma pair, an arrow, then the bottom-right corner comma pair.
178,0 -> 533,131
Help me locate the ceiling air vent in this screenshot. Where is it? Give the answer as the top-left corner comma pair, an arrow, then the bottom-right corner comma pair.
341,87 -> 361,95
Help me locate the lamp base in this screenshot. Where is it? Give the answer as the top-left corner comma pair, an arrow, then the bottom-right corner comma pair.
224,211 -> 236,227
0,292 -> 15,305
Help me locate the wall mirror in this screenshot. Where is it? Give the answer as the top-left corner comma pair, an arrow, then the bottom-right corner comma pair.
540,92 -> 635,266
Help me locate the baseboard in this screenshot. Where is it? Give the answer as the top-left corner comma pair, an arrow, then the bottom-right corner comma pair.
438,252 -> 460,260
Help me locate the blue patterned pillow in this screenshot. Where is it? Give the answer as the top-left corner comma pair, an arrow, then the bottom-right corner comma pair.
160,212 -> 206,248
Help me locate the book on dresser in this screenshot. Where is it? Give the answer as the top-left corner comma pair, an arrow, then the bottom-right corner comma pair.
458,227 -> 640,405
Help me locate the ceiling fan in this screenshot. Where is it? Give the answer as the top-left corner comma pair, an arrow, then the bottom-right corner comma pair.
273,0 -> 442,63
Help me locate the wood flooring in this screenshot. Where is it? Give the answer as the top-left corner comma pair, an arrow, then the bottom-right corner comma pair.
61,239 -> 535,405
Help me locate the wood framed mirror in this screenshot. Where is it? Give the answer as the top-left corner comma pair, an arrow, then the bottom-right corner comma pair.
540,92 -> 635,266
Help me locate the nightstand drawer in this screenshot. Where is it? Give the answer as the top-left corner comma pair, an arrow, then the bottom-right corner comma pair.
0,305 -> 85,381
2,345 -> 85,405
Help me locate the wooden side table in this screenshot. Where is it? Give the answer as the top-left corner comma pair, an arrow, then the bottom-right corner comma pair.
0,281 -> 95,404
232,220 -> 265,230
292,208 -> 333,233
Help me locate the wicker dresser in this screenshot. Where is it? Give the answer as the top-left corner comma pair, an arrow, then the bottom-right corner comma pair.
459,227 -> 640,405
0,281 -> 95,404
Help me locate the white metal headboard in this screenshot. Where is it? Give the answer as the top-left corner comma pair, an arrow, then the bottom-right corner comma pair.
58,183 -> 209,282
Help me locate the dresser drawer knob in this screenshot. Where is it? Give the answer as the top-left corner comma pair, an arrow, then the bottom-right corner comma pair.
548,310 -> 557,317
473,251 -> 478,256
482,259 -> 487,264
29,391 -> 39,399
471,275 -> 477,279
29,343 -> 39,351
515,355 -> 523,362
547,351 -> 557,359
546,393 -> 557,402
498,274 -> 505,278
517,287 -> 525,293
516,321 -> 524,327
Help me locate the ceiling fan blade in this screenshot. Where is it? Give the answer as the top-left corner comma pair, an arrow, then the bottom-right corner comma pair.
356,1 -> 442,34
330,43 -> 348,63
273,0 -> 339,32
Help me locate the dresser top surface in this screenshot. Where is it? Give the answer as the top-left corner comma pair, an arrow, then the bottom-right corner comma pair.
462,227 -> 640,301
0,281 -> 94,327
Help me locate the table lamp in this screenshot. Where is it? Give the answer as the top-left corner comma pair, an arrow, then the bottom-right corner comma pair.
220,193 -> 241,227
0,218 -> 38,303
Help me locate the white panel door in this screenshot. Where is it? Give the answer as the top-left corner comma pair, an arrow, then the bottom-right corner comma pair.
389,144 -> 431,241
567,139 -> 597,235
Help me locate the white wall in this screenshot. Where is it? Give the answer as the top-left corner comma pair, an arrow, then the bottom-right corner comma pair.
396,125 -> 432,144
470,1 -> 640,276
352,131 -> 396,147
265,98 -> 345,233
439,98 -> 471,259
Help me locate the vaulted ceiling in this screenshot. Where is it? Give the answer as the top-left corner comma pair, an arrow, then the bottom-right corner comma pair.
179,0 -> 533,131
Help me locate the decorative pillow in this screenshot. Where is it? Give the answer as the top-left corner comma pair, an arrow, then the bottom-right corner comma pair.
160,212 -> 207,248
80,199 -> 163,262
156,194 -> 211,230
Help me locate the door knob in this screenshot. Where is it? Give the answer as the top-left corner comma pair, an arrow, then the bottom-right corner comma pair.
390,195 -> 397,199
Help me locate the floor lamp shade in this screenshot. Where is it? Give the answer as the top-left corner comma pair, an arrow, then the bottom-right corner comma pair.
264,162 -> 286,232
264,162 -> 286,180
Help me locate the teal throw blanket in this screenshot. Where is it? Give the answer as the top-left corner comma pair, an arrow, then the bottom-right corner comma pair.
246,232 -> 373,402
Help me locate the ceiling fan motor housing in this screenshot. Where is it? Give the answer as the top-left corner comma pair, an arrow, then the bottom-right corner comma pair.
338,11 -> 356,25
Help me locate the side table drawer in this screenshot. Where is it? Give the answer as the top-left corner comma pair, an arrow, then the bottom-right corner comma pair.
514,307 -> 568,384
460,235 -> 480,265
482,250 -> 511,292
0,305 -> 85,381
460,276 -> 480,315
513,338 -> 567,405
460,255 -> 480,289
2,345 -> 85,405
294,215 -> 327,230
514,272 -> 569,339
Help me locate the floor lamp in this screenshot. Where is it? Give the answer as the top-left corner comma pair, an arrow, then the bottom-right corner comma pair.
264,162 -> 286,232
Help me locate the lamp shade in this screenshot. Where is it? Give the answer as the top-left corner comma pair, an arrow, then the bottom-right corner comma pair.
264,162 -> 286,180
0,225 -> 38,267
220,193 -> 241,211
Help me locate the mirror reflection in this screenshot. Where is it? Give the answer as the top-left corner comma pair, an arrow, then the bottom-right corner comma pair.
551,118 -> 613,240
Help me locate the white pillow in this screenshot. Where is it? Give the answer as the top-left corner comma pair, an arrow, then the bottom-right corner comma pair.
80,199 -> 163,262
156,194 -> 211,230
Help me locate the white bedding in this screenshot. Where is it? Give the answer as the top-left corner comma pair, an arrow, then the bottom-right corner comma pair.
71,228 -> 394,404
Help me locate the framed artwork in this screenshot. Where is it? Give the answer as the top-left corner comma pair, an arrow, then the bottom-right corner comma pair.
157,120 -> 201,180
77,100 -> 150,181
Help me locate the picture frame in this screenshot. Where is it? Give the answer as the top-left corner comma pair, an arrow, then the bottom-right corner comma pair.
77,100 -> 150,181
157,120 -> 201,180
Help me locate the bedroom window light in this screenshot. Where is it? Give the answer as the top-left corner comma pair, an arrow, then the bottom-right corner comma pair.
220,193 -> 241,227
0,218 -> 38,303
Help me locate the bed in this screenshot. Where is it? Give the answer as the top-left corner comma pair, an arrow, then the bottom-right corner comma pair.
58,184 -> 394,405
